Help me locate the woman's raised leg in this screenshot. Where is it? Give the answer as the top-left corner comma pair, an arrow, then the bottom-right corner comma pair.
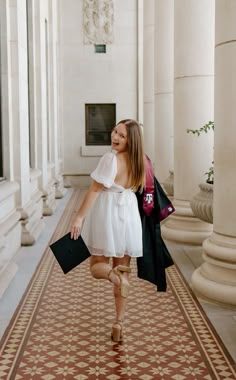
111,255 -> 131,342
90,255 -> 131,342
90,256 -> 120,286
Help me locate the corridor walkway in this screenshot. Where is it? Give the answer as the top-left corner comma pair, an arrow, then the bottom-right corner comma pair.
0,190 -> 235,379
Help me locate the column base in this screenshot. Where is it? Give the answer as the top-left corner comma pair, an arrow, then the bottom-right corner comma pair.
192,232 -> 236,307
55,175 -> 67,199
42,179 -> 57,216
0,210 -> 21,299
19,191 -> 45,246
161,200 -> 212,245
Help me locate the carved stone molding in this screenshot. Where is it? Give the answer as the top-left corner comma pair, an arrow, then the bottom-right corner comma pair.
190,183 -> 213,224
161,199 -> 212,245
163,170 -> 174,196
83,0 -> 114,44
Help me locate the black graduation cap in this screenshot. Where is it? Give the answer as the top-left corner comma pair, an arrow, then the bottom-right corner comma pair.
49,233 -> 91,274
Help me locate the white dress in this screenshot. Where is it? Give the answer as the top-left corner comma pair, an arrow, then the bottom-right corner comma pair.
81,152 -> 143,257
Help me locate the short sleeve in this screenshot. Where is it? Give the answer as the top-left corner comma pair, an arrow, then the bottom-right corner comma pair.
91,152 -> 117,188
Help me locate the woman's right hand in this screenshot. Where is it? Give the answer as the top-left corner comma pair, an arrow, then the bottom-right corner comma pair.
70,180 -> 103,240
70,215 -> 83,240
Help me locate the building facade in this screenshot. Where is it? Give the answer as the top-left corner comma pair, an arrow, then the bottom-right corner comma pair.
0,0 -> 236,306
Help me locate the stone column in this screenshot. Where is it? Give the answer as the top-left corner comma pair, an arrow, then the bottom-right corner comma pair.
162,0 -> 215,244
8,0 -> 44,245
143,0 -> 155,163
155,0 -> 174,183
0,2 -> 21,297
137,0 -> 143,124
34,0 -> 56,215
192,0 -> 236,306
48,0 -> 66,199
0,182 -> 20,298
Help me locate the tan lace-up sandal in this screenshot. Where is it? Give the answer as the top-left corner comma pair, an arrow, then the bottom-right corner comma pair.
111,320 -> 123,342
108,265 -> 131,298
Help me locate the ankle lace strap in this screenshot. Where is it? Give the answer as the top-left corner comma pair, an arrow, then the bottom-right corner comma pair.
114,319 -> 123,326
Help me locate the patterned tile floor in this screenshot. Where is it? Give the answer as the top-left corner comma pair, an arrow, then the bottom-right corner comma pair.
0,191 -> 236,380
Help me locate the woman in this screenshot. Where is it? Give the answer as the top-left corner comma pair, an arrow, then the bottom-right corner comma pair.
70,119 -> 145,342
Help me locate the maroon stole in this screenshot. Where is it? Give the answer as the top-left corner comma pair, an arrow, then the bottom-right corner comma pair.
143,155 -> 155,216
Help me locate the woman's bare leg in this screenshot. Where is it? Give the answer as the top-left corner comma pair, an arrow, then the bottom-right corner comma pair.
112,255 -> 131,322
90,255 -> 131,342
90,256 -> 120,286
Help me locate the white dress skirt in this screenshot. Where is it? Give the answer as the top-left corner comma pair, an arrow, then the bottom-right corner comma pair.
81,152 -> 143,258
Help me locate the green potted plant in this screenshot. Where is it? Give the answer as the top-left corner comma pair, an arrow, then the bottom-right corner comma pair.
187,120 -> 214,224
187,120 -> 214,184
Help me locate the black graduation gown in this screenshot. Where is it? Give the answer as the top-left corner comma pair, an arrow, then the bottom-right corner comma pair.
136,177 -> 174,292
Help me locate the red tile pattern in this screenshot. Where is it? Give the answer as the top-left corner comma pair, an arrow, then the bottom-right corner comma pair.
0,190 -> 235,380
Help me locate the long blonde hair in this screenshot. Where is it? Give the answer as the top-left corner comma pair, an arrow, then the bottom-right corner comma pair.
116,119 -> 145,192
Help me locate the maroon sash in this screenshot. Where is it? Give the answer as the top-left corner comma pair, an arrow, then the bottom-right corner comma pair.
143,155 -> 175,220
143,155 -> 155,216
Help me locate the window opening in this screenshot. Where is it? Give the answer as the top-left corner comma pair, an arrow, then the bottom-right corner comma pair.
85,104 -> 116,145
94,44 -> 106,53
